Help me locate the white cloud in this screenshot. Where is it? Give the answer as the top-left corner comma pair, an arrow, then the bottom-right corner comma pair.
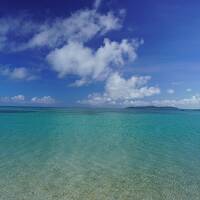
47,38 -> 139,84
11,95 -> 25,102
106,73 -> 160,99
94,0 -> 103,10
0,15 -> 40,51
80,73 -> 160,106
31,96 -> 55,104
0,4 -> 141,88
1,2 -> 161,107
0,95 -> 56,105
0,6 -> 131,87
0,94 -> 25,103
69,79 -> 89,87
91,95 -> 200,109
0,67 -> 37,81
186,88 -> 192,92
167,89 -> 175,94
0,8 -> 123,51
152,95 -> 200,109
28,10 -> 122,49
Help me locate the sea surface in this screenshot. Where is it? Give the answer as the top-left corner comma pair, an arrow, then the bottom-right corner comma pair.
0,107 -> 200,200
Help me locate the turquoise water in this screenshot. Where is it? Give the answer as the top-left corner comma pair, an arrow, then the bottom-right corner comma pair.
0,107 -> 200,200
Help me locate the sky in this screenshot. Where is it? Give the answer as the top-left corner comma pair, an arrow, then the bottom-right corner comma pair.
0,0 -> 200,108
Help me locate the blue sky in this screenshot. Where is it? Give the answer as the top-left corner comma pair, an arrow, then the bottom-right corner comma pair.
0,0 -> 200,108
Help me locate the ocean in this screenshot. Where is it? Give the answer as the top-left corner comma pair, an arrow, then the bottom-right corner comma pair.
0,107 -> 200,199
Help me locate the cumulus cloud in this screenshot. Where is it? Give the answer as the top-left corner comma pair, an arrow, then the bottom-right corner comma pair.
0,67 -> 37,81
105,73 -> 160,99
0,3 -> 142,87
31,96 -> 55,104
11,95 -> 25,102
0,1 -> 161,106
0,94 -> 25,103
0,5 -> 132,86
167,89 -> 175,94
0,95 -> 55,105
47,39 -> 139,84
80,73 -> 160,106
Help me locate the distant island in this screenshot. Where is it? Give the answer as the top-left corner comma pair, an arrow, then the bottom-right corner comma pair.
126,106 -> 180,110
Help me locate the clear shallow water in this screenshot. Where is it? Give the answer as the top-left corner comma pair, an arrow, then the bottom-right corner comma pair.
0,107 -> 200,200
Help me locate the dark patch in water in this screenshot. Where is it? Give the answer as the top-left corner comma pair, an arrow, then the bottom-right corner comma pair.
0,110 -> 36,113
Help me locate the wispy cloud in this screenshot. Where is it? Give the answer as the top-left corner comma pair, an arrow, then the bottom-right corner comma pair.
167,89 -> 175,94
186,88 -> 192,92
0,8 -> 123,51
171,81 -> 183,86
0,14 -> 40,51
0,66 -> 37,81
93,0 -> 103,10
29,10 -> 122,49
